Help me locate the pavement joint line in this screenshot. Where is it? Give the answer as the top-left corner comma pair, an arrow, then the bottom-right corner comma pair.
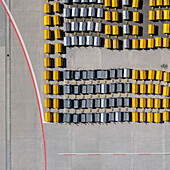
6,57 -> 11,170
5,0 -> 11,169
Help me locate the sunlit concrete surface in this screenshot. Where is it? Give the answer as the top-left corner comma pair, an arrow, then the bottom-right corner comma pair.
1,0 -> 170,169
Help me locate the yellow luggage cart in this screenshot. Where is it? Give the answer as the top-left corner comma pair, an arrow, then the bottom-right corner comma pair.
105,11 -> 111,21
163,10 -> 170,20
56,43 -> 63,53
163,37 -> 169,48
156,70 -> 163,81
53,113 -> 60,123
53,85 -> 60,95
155,37 -> 162,48
162,98 -> 169,108
54,29 -> 61,39
44,98 -> 52,108
163,72 -> 170,82
105,25 -> 112,35
154,113 -> 161,123
149,11 -> 155,21
105,39 -> 112,49
132,84 -> 139,94
44,84 -> 51,94
53,15 -> 60,25
132,25 -> 139,35
53,71 -> 60,81
44,4 -> 51,14
148,24 -> 155,35
156,0 -> 163,6
44,29 -> 51,40
132,70 -> 139,79
163,86 -> 169,96
132,39 -> 139,49
44,70 -> 51,80
132,0 -> 139,8
148,70 -> 155,80
155,84 -> 162,95
140,39 -> 147,49
140,84 -> 146,94
104,0 -> 111,7
112,11 -> 119,22
148,38 -> 154,49
132,98 -> 138,108
132,112 -> 139,122
53,2 -> 60,13
44,16 -> 51,26
163,23 -> 170,34
112,39 -> 119,49
44,57 -> 51,67
112,25 -> 119,35
156,10 -> 163,19
140,98 -> 146,108
45,112 -> 52,122
164,0 -> 170,6
139,112 -> 146,122
147,84 -> 154,94
53,99 -> 59,109
147,98 -> 154,108
147,112 -> 154,122
149,0 -> 156,6
163,111 -> 169,121
56,57 -> 63,67
154,98 -> 161,109
140,70 -> 147,79
112,0 -> 118,7
133,12 -> 140,22
44,43 -> 51,54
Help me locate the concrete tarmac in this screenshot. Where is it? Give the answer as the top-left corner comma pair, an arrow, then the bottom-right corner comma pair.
45,123 -> 170,170
0,3 -> 6,170
1,0 -> 170,170
10,0 -> 44,169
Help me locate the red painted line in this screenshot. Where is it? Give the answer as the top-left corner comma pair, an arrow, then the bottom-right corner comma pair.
0,1 -> 47,170
64,154 -> 76,156
112,154 -> 126,155
164,154 -> 170,155
138,154 -> 152,155
88,154 -> 101,155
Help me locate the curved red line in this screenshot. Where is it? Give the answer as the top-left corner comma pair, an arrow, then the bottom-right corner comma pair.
0,1 -> 47,170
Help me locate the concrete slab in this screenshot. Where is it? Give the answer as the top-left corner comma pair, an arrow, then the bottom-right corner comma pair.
12,138 -> 42,170
72,155 -> 101,170
101,155 -> 132,170
133,123 -> 163,137
0,5 -> 5,46
0,46 -> 6,170
10,0 -> 44,170
133,155 -> 163,170
0,47 -> 5,138
45,124 -> 72,169
67,47 -> 170,71
165,156 -> 170,169
101,137 -> 133,153
134,137 -> 163,153
4,0 -> 170,170
0,138 -> 5,170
